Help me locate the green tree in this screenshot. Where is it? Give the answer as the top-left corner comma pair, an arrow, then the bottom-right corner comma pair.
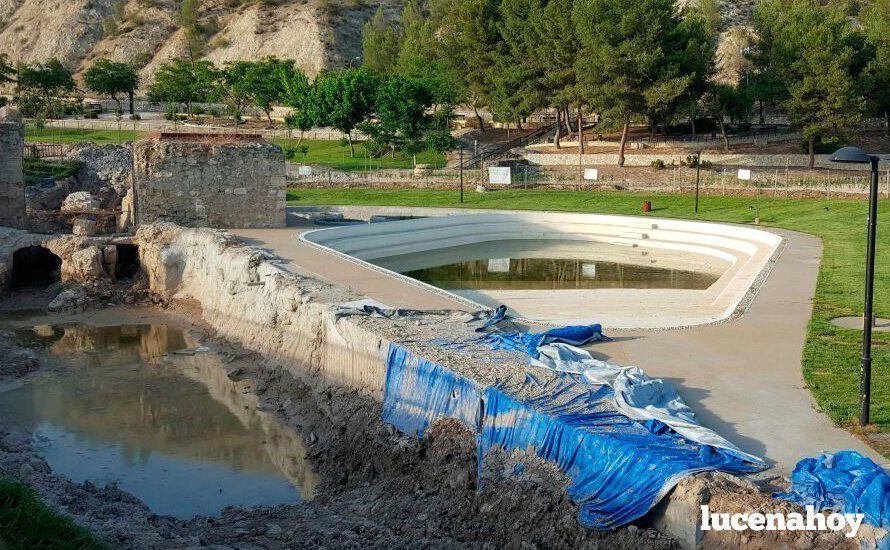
280,67 -> 315,144
751,0 -> 867,167
574,0 -> 713,165
311,68 -> 378,156
361,7 -> 402,74
489,0 -> 545,129
532,0 -> 578,148
430,0 -> 501,129
862,0 -> 890,135
215,61 -> 253,131
394,0 -> 463,106
83,59 -> 140,114
220,57 -> 294,123
361,76 -> 432,161
148,58 -> 218,115
178,0 -> 204,59
701,83 -> 751,150
14,59 -> 76,118
0,53 -> 14,84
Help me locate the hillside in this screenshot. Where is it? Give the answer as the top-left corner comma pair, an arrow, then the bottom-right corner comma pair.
0,0 -> 395,88
0,0 -> 751,89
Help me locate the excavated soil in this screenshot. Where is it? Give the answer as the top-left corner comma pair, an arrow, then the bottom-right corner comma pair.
0,300 -> 678,549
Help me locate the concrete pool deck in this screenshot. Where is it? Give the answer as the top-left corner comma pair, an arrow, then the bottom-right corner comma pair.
231,212 -> 884,476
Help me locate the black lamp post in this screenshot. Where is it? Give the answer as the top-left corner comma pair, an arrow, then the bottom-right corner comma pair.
694,150 -> 702,213
829,146 -> 881,426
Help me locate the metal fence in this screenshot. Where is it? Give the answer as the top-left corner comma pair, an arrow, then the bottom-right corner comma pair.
33,118 -> 360,141
23,143 -> 66,159
288,164 -> 890,199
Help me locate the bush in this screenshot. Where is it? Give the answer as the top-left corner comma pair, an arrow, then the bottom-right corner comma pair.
651,159 -> 665,170
192,105 -> 206,115
682,154 -> 712,169
0,478 -> 105,549
24,158 -> 81,185
130,113 -> 141,121
284,144 -> 310,161
85,110 -> 99,119
801,135 -> 841,154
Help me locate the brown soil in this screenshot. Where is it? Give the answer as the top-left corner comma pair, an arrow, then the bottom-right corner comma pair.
0,299 -> 678,549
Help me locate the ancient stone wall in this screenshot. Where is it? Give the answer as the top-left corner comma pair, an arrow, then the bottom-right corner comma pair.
132,137 -> 286,229
0,109 -> 25,230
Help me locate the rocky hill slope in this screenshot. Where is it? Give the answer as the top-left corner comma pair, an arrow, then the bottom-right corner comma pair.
0,0 -> 396,86
0,0 -> 747,88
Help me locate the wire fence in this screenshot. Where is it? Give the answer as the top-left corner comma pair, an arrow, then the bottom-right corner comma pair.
28,118 -> 361,141
288,164 -> 890,199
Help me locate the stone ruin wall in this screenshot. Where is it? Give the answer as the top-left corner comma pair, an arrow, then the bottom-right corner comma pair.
132,137 -> 287,229
0,109 -> 25,230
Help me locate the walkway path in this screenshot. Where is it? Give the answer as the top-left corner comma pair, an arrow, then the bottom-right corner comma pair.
231,218 -> 883,475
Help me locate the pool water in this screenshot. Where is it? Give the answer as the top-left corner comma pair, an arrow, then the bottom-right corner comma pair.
371,239 -> 722,291
0,323 -> 317,519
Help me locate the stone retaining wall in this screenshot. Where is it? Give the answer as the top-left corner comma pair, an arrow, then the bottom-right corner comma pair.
0,110 -> 25,230
524,151 -> 844,169
132,137 -> 286,228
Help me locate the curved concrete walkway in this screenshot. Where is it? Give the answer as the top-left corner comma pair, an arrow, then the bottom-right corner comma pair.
231,214 -> 884,475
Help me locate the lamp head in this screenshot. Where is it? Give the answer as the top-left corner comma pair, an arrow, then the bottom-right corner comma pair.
829,146 -> 872,164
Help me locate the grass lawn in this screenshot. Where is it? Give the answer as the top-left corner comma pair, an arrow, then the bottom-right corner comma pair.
24,125 -> 143,145
287,187 -> 890,432
269,138 -> 446,171
0,478 -> 106,549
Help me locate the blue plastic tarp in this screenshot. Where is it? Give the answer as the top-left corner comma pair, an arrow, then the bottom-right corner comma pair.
775,451 -> 890,529
382,342 -> 765,530
477,329 -> 763,464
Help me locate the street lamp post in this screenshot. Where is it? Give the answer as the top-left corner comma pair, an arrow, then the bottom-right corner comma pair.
694,150 -> 702,213
829,146 -> 881,426
459,147 -> 464,204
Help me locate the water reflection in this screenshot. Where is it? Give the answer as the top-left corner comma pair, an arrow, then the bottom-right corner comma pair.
372,239 -> 721,291
0,324 -> 317,518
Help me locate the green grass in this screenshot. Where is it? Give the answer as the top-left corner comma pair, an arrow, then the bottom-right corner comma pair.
288,187 -> 890,431
269,138 -> 446,171
23,158 -> 81,186
0,478 -> 107,549
24,125 -> 143,145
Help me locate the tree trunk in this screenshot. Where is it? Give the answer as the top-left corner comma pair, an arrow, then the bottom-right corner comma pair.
563,107 -> 573,138
517,119 -> 523,131
266,110 -> 273,124
649,117 -> 657,140
719,118 -> 729,152
128,91 -> 135,115
577,105 -> 584,154
618,121 -> 629,167
297,129 -> 304,147
554,110 -> 562,149
473,102 -> 485,131
690,115 -> 696,136
348,132 -> 355,157
808,136 -> 815,169
758,100 -> 764,124
885,109 -> 889,137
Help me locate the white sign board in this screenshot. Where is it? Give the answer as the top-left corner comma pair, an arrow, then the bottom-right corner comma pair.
583,168 -> 599,181
298,165 -> 312,176
487,258 -> 510,273
488,166 -> 512,185
737,169 -> 751,181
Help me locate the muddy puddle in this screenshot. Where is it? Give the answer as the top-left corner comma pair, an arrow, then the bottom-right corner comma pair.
0,322 -> 318,519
